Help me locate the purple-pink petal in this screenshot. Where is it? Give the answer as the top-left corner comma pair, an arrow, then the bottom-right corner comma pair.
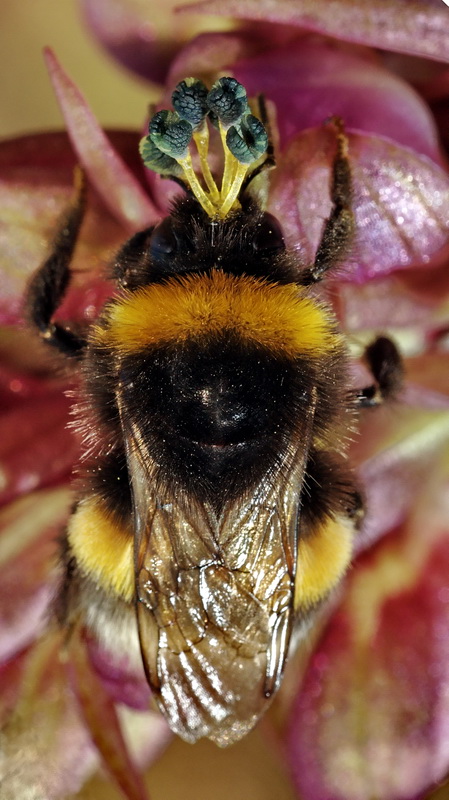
44,48 -> 160,232
79,0 -> 180,84
0,131 -> 138,325
269,126 -> 449,281
0,390 -> 77,506
338,256 -> 449,334
167,35 -> 442,161
184,0 -> 449,64
354,405 -> 449,552
86,635 -> 152,711
69,635 -> 152,800
234,40 -> 443,162
287,524 -> 449,800
0,636 -> 99,798
165,30 -> 255,88
0,488 -> 72,661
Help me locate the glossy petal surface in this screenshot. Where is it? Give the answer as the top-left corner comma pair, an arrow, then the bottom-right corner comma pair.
269,126 -> 449,281
0,131 -> 139,324
186,0 -> 449,64
44,48 -> 160,231
288,478 -> 449,800
235,40 -> 443,160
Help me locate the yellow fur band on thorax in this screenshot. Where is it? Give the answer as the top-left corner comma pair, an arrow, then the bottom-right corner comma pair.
96,270 -> 341,357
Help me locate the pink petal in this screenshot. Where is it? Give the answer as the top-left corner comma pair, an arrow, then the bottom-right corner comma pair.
86,635 -> 152,711
0,132 -> 130,324
0,390 -> 77,506
288,493 -> 449,800
404,353 -> 449,408
0,648 -> 29,724
338,257 -> 449,333
79,0 -> 182,84
234,40 -> 443,162
353,404 -> 449,552
166,30 -> 256,87
168,32 -> 441,159
44,48 -> 160,232
184,0 -> 449,64
55,280 -> 114,324
269,126 -> 449,281
0,487 -> 72,660
0,365 -> 62,409
0,635 -> 99,797
69,633 -> 153,800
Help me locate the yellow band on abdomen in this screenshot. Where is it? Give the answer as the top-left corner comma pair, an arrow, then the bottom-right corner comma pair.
67,499 -> 134,602
294,515 -> 354,609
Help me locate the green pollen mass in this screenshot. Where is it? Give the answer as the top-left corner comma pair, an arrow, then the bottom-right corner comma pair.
206,77 -> 249,128
226,114 -> 269,164
149,110 -> 193,158
172,78 -> 209,128
139,136 -> 182,175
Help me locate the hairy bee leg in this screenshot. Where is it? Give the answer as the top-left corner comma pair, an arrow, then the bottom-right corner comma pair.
302,117 -> 354,284
53,532 -> 82,632
25,167 -> 88,357
302,448 -> 365,530
354,336 -> 404,408
254,93 -> 275,166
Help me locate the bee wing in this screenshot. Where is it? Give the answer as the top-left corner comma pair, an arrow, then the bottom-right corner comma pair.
121,408 -> 315,746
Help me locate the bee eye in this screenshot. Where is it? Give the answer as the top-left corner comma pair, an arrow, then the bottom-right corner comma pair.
149,217 -> 178,260
253,213 -> 285,253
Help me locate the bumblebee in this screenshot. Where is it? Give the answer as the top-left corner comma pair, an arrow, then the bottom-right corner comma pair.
26,77 -> 403,746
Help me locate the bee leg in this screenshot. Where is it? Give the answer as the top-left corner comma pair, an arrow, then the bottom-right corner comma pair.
302,449 -> 365,532
354,336 -> 404,408
302,117 -> 354,284
25,167 -> 88,358
53,532 -> 81,632
254,94 -> 274,163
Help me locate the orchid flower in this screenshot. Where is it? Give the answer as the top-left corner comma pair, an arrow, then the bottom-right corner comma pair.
1,1 -> 449,799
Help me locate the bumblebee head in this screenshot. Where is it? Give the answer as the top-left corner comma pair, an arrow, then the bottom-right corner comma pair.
111,77 -> 294,289
114,79 -> 295,289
